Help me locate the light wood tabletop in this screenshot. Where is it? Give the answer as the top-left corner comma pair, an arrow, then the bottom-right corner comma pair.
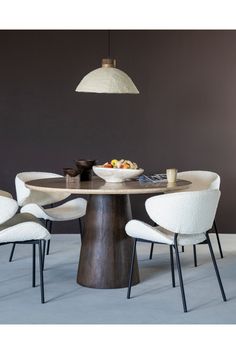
26,177 -> 192,195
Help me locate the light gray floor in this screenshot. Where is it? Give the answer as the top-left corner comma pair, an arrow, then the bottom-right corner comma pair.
0,233 -> 235,324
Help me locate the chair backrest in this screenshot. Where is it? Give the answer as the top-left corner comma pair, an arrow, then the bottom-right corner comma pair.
145,189 -> 221,234
177,170 -> 220,191
0,195 -> 18,224
0,190 -> 13,199
15,172 -> 70,206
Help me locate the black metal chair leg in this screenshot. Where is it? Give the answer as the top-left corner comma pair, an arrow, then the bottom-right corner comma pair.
46,220 -> 52,255
193,244 -> 197,267
170,245 -> 175,287
42,241 -> 46,270
149,222 -> 158,260
46,240 -> 51,255
205,232 -> 226,302
38,240 -> 45,304
9,243 -> 16,262
149,242 -> 154,260
181,246 -> 185,252
79,218 -> 83,240
214,220 -> 224,259
49,220 -> 53,233
127,238 -> 137,299
32,243 -> 36,287
174,234 -> 187,312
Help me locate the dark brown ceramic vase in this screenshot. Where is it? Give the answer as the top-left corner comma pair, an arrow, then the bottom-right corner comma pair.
75,159 -> 96,181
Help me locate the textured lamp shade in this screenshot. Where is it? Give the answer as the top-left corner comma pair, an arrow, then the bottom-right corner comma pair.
75,58 -> 139,94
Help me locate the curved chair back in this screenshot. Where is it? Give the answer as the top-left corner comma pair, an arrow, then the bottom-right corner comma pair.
177,170 -> 220,191
0,196 -> 18,224
15,172 -> 70,207
0,190 -> 13,199
145,190 -> 220,234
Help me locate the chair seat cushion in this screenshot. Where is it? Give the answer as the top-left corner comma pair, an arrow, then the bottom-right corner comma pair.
125,220 -> 206,246
0,213 -> 50,243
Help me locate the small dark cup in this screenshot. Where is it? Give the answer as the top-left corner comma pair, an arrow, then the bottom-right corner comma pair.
75,159 -> 96,181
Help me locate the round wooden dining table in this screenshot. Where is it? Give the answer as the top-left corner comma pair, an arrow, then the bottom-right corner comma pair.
26,177 -> 191,289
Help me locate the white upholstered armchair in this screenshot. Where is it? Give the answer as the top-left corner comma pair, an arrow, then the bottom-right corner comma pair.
0,193 -> 50,303
9,171 -> 87,261
126,189 -> 226,312
149,170 -> 223,265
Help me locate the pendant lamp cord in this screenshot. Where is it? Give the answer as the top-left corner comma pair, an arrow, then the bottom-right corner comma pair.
108,30 -> 111,58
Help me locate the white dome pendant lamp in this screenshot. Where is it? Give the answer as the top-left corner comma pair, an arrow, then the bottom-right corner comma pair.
75,31 -> 139,94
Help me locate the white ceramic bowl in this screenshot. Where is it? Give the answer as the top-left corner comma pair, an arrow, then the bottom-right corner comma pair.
93,166 -> 144,183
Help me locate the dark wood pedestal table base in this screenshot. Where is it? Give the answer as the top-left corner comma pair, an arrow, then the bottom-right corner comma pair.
25,177 -> 191,289
77,194 -> 139,288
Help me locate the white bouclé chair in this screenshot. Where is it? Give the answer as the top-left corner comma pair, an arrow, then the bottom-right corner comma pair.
149,170 -> 223,264
126,190 -> 226,312
10,172 -> 87,261
0,193 -> 50,303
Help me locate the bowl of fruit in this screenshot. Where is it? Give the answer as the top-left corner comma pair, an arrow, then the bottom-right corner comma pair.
93,159 -> 144,183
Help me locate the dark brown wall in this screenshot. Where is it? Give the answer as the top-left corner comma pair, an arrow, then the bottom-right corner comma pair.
0,30 -> 235,232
